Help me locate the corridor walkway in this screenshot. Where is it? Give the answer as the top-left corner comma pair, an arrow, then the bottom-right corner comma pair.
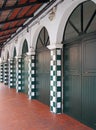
0,83 -> 93,130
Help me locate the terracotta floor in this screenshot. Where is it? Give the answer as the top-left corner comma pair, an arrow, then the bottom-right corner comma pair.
0,83 -> 93,130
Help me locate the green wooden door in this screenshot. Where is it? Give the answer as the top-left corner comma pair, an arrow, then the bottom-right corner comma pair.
36,27 -> 50,106
63,35 -> 96,129
82,37 -> 96,129
22,56 -> 28,94
36,49 -> 50,106
63,41 -> 82,121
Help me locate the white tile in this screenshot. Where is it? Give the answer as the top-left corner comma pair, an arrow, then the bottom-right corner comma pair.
53,96 -> 56,102
32,56 -> 34,60
50,60 -> 54,66
53,107 -> 56,113
32,78 -> 34,81
57,50 -> 61,55
32,92 -> 35,96
53,86 -> 56,91
53,55 -> 56,60
57,81 -> 61,86
50,70 -> 53,76
51,50 -> 53,56
50,101 -> 53,106
57,92 -> 61,97
57,103 -> 61,108
53,65 -> 56,71
57,60 -> 61,65
32,63 -> 34,67
18,81 -> 21,84
50,81 -> 53,86
50,91 -> 53,96
18,70 -> 21,73
57,71 -> 61,76
18,87 -> 21,90
53,76 -> 56,81
32,85 -> 35,88
32,70 -> 34,74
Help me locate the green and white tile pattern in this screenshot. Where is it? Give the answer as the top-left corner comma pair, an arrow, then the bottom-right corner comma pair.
4,62 -> 8,85
16,58 -> 22,92
50,49 -> 62,114
0,63 -> 3,82
9,59 -> 14,88
28,55 -> 36,99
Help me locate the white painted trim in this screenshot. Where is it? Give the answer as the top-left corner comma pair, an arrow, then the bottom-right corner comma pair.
47,43 -> 63,50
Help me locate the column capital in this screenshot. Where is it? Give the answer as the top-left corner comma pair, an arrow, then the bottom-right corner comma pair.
15,55 -> 22,59
8,57 -> 14,61
26,51 -> 35,56
26,47 -> 35,56
47,43 -> 63,50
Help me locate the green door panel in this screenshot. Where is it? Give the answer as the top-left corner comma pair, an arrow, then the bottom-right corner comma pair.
64,75 -> 82,120
83,38 -> 96,73
36,49 -> 50,106
82,38 -> 96,129
64,41 -> 82,120
63,34 -> 96,129
22,56 -> 28,94
82,76 -> 96,129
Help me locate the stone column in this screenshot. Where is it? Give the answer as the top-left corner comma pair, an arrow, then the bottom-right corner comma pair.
48,44 -> 63,114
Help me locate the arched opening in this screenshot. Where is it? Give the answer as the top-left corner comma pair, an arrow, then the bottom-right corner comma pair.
22,39 -> 29,94
7,51 -> 9,60
63,1 -> 96,129
36,27 -> 50,106
13,47 -> 16,57
64,1 -> 96,41
22,39 -> 28,54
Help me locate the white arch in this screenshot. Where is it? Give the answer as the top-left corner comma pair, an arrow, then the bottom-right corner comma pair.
11,44 -> 17,58
4,47 -> 9,61
17,37 -> 29,56
1,49 -> 4,61
31,25 -> 50,51
56,0 -> 95,44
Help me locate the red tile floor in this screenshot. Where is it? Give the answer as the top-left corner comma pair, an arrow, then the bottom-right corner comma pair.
0,83 -> 93,130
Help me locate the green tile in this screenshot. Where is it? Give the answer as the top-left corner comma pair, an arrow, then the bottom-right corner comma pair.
50,86 -> 53,90
50,66 -> 53,70
57,108 -> 62,113
57,66 -> 61,70
57,55 -> 61,60
53,102 -> 56,107
57,76 -> 61,81
57,87 -> 61,91
57,97 -> 61,102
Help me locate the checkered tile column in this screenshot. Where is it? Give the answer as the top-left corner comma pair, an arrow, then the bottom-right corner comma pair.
28,55 -> 36,99
8,59 -> 14,88
50,49 -> 62,113
0,63 -> 3,82
16,57 -> 22,92
4,62 -> 8,85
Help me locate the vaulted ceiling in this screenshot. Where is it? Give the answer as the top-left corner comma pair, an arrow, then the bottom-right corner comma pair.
0,0 -> 49,53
